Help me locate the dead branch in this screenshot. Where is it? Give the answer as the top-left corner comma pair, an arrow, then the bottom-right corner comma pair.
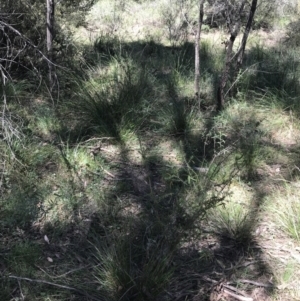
0,19 -> 64,69
239,279 -> 274,288
8,275 -> 103,301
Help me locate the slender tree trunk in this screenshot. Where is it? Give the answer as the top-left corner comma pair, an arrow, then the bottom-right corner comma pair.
217,0 -> 247,111
194,0 -> 204,106
46,0 -> 55,91
234,0 -> 258,80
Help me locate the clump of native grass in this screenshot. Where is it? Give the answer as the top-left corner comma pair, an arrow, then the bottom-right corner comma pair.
70,55 -> 153,142
92,230 -> 175,301
239,42 -> 300,111
88,150 -> 233,300
207,198 -> 255,247
265,182 -> 300,242
207,99 -> 268,181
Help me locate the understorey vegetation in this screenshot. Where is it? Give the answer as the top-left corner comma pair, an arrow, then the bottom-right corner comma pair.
1,1 -> 300,300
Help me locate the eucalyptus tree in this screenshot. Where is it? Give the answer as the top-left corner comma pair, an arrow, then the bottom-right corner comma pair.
47,0 -> 55,90
194,0 -> 205,105
204,0 -> 258,110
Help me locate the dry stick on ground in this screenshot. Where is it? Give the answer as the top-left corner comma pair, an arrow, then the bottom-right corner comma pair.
17,279 -> 25,301
221,289 -> 253,301
8,276 -> 102,301
35,264 -> 93,279
238,279 -> 274,288
203,276 -> 253,301
225,260 -> 261,271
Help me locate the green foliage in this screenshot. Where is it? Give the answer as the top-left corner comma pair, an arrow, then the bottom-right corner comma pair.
208,200 -> 254,247
159,0 -> 192,46
208,100 -> 265,180
267,184 -> 300,242
286,20 -> 300,46
71,57 -> 152,139
1,172 -> 41,229
0,0 -> 96,83
238,43 -> 300,105
3,1 -> 300,300
252,0 -> 276,30
93,232 -> 175,301
204,0 -> 279,30
94,34 -> 120,57
155,75 -> 195,136
6,241 -> 41,275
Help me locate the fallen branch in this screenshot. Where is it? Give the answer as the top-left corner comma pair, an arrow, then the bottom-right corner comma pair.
9,276 -> 79,292
226,260 -> 261,271
8,276 -> 102,301
223,288 -> 253,301
239,279 -> 274,288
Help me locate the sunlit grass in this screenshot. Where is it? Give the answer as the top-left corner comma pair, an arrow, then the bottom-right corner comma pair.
66,145 -> 96,170
207,182 -> 255,247
92,224 -> 175,301
265,182 -> 300,242
3,1 -> 300,301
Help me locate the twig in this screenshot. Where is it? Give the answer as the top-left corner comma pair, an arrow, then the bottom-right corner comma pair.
226,260 -> 260,271
35,264 -> 92,279
238,279 -> 274,288
203,277 -> 253,301
55,265 -> 92,278
17,279 -> 25,301
8,276 -> 102,301
224,63 -> 259,98
101,167 -> 115,178
223,288 -> 253,301
88,168 -> 115,179
118,285 -> 135,301
81,137 -> 115,144
0,20 -> 64,69
9,276 -> 79,291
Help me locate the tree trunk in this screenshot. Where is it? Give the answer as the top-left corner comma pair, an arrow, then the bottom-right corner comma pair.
234,0 -> 258,84
46,0 -> 55,91
194,0 -> 204,106
217,0 -> 247,111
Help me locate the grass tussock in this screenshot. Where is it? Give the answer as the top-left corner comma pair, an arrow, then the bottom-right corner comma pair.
265,182 -> 300,241
93,233 -> 175,301
70,57 -> 152,140
2,1 -> 300,300
208,200 -> 255,248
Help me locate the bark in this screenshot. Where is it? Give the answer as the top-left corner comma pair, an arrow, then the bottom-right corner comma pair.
217,0 -> 247,111
234,0 -> 258,80
46,0 -> 55,91
194,0 -> 205,106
